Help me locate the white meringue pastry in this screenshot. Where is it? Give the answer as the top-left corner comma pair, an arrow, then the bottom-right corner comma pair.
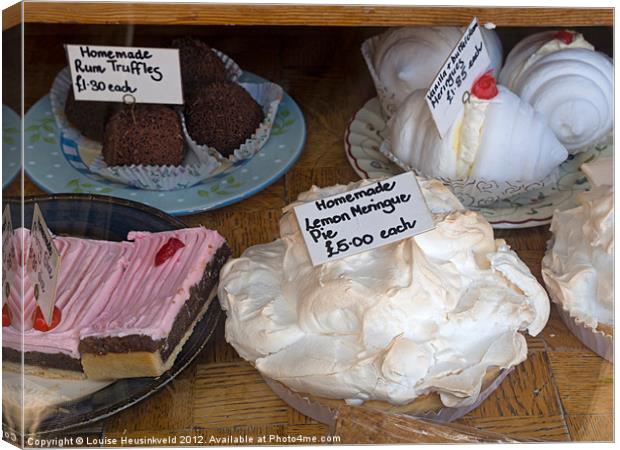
500,31 -> 613,153
499,30 -> 595,89
542,156 -> 613,332
370,26 -> 503,112
385,85 -> 568,182
219,179 -> 550,407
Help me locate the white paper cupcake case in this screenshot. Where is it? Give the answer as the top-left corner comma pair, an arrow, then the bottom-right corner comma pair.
554,304 -> 613,362
361,34 -> 403,121
263,367 -> 513,428
89,152 -> 220,191
181,81 -> 284,165
543,265 -> 613,362
379,137 -> 560,208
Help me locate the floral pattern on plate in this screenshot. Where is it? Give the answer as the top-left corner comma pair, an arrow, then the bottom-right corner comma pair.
344,97 -> 612,229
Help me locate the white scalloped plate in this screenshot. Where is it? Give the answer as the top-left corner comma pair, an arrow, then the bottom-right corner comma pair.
345,97 -> 613,229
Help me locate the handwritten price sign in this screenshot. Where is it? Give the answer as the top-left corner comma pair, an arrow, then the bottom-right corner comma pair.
294,172 -> 435,266
66,44 -> 183,104
425,17 -> 491,138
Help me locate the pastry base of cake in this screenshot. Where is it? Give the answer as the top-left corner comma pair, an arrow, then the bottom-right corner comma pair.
264,366 -> 508,426
2,361 -> 85,380
82,286 -> 218,380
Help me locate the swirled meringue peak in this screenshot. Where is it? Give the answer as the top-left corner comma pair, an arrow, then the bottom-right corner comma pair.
499,30 -> 595,90
372,26 -> 503,109
542,156 -> 613,331
219,179 -> 550,407
499,31 -> 612,153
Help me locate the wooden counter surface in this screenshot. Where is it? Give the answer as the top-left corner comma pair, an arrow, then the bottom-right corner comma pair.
3,22 -> 613,444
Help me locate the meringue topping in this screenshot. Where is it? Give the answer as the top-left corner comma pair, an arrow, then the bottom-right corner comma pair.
542,157 -> 613,330
219,179 -> 550,407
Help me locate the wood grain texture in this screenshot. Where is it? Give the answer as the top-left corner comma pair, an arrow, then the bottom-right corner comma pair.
2,1 -> 20,31
8,22 -> 614,444
548,351 -> 613,415
566,415 -> 614,442
12,3 -> 613,31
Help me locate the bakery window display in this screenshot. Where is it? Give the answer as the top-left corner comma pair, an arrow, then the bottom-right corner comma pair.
542,156 -> 613,361
6,1 -> 614,442
2,226 -> 231,379
218,178 -> 550,417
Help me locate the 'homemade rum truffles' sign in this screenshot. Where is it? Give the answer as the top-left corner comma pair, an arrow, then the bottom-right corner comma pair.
26,204 -> 61,326
425,17 -> 490,138
294,172 -> 435,266
66,44 -> 183,104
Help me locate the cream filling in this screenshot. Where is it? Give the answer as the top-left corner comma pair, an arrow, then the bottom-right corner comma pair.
452,98 -> 489,177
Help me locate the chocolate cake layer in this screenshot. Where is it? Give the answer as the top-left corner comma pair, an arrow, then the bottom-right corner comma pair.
2,347 -> 83,372
64,90 -> 119,142
78,244 -> 231,361
102,104 -> 185,167
171,37 -> 228,98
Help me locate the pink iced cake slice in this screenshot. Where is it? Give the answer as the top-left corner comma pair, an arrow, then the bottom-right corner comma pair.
2,227 -> 230,380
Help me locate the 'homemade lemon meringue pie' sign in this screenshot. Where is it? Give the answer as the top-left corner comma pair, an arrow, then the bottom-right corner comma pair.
294,172 -> 435,266
426,17 -> 490,138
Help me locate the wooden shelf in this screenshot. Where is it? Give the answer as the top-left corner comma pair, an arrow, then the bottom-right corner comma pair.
3,2 -> 614,31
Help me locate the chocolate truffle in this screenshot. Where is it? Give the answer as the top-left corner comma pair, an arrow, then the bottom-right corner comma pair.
102,105 -> 185,167
185,82 -> 264,157
64,90 -> 115,142
172,37 -> 228,97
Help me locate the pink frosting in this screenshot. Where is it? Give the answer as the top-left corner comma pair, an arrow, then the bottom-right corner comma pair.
2,227 -> 225,359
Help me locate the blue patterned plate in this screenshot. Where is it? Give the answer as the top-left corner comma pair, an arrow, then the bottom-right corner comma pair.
24,72 -> 305,216
3,104 -> 20,188
345,97 -> 613,229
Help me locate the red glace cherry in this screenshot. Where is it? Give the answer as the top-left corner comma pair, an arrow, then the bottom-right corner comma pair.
32,305 -> 62,332
471,71 -> 498,100
154,237 -> 185,267
554,30 -> 574,45
3,304 -> 11,327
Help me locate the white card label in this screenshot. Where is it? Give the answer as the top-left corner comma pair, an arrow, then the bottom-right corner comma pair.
26,204 -> 61,325
294,172 -> 435,266
2,205 -> 17,305
425,18 -> 490,138
66,44 -> 183,104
